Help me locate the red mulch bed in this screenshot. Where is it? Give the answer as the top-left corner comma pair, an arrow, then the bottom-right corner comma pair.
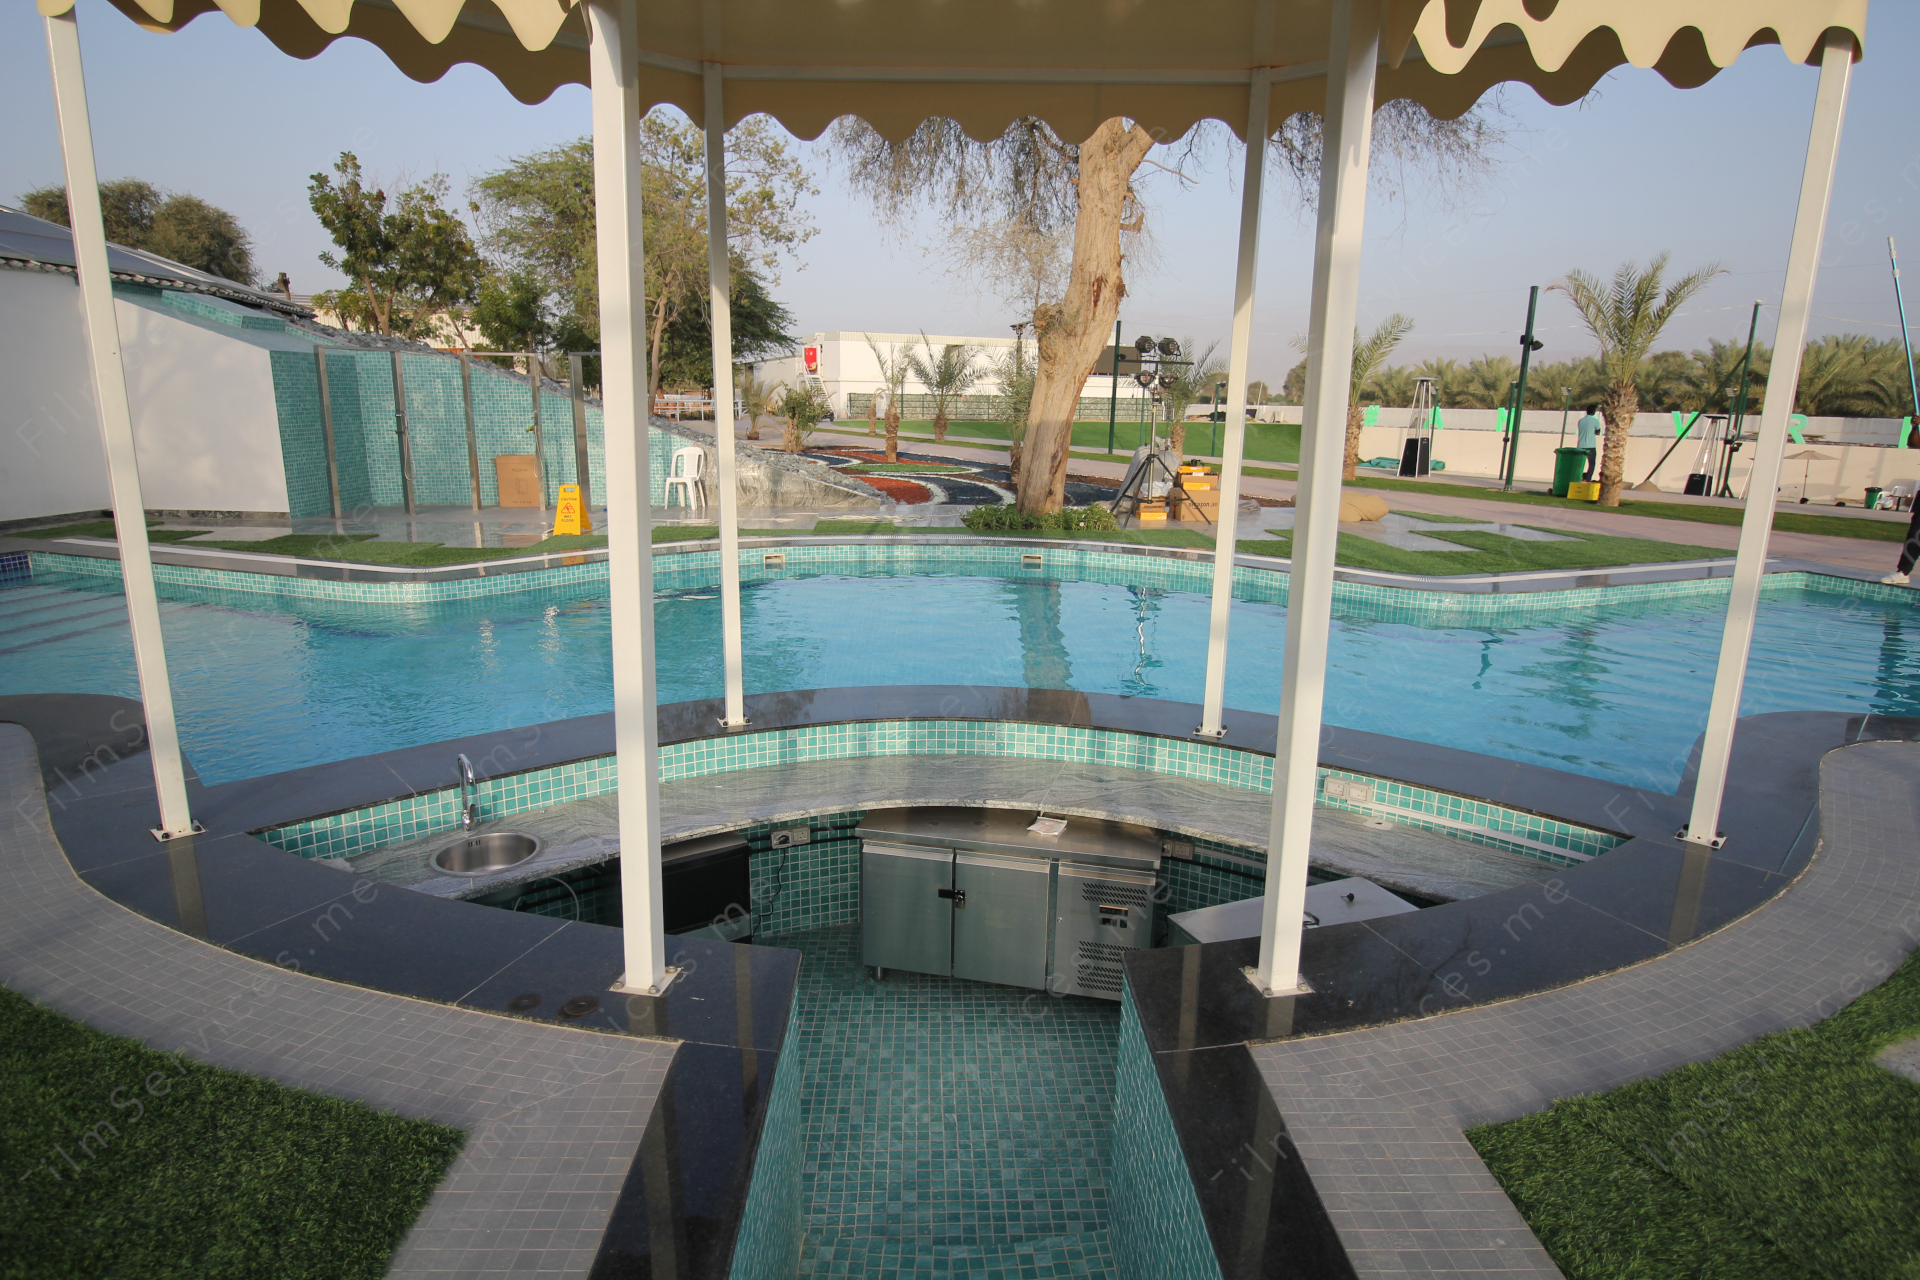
850,474 -> 934,503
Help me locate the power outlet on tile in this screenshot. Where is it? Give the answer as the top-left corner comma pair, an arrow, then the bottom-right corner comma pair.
1346,782 -> 1373,804
769,826 -> 812,849
1322,777 -> 1348,799
1162,839 -> 1194,860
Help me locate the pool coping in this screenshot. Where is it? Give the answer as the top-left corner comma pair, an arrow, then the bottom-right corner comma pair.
0,531 -> 1882,594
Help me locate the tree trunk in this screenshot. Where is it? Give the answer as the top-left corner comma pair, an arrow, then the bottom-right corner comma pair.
933,408 -> 948,442
885,408 -> 900,462
1015,118 -> 1156,515
1598,382 -> 1636,507
783,417 -> 801,453
1169,419 -> 1187,458
1343,402 -> 1365,481
745,414 -> 760,440
1008,441 -> 1023,487
647,295 -> 672,410
867,394 -> 877,436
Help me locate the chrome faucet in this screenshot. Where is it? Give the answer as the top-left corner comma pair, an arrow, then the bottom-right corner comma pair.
457,754 -> 478,831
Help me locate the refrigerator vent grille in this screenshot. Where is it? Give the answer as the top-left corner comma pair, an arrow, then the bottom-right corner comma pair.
1075,941 -> 1130,992
1080,881 -> 1150,908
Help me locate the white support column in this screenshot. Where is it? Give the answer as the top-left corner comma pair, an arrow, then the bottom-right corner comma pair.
45,8 -> 195,841
589,0 -> 674,995
1252,0 -> 1379,995
705,63 -> 748,727
1685,30 -> 1854,848
1197,68 -> 1272,739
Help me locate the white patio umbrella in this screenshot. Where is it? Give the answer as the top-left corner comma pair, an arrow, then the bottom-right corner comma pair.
1786,447 -> 1839,500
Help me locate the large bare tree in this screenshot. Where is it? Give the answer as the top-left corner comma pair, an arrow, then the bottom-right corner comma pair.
833,101 -> 1504,514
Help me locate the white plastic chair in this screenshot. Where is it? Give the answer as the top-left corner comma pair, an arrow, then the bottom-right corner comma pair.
1887,482 -> 1914,512
663,446 -> 707,509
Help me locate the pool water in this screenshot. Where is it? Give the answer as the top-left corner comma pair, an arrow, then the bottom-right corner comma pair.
1,565 -> 1916,790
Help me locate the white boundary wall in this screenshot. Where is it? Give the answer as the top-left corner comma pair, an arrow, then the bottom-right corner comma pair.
751,330 -> 1153,419
1354,413 -> 1920,503
0,270 -> 289,523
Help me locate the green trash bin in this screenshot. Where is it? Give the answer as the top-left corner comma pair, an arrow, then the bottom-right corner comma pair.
1551,446 -> 1588,498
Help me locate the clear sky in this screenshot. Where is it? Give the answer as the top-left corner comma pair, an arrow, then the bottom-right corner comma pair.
5,1 -> 1916,389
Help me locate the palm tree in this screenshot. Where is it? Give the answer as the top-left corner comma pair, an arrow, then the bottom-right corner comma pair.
1343,314 -> 1413,479
1458,354 -> 1519,409
736,366 -> 779,441
904,332 -> 983,442
1551,254 -> 1725,505
864,333 -> 914,462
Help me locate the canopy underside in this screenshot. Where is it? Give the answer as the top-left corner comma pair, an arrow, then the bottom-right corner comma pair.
57,0 -> 1867,141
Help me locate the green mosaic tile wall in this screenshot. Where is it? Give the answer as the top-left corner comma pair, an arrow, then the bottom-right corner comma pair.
256,720 -> 1618,894
743,814 -> 865,938
264,346 -> 689,515
729,997 -> 808,1280
1111,987 -> 1222,1280
268,349 -> 334,518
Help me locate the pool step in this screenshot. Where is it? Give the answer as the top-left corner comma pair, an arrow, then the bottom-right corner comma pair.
800,1225 -> 1114,1278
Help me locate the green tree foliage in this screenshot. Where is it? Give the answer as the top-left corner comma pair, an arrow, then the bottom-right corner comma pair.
307,153 -> 484,340
773,381 -> 832,453
656,267 -> 796,390
23,178 -> 255,284
472,268 -> 547,352
471,113 -> 815,402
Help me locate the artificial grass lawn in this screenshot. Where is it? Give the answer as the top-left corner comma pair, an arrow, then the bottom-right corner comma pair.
1240,524 -> 1727,575
192,532 -> 609,566
0,986 -> 462,1280
1468,947 -> 1920,1279
1340,475 -> 1909,542
16,521 -> 213,544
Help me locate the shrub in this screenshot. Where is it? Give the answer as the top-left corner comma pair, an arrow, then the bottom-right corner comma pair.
961,503 -> 1118,533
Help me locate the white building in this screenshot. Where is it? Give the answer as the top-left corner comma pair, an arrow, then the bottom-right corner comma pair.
750,330 -> 1152,420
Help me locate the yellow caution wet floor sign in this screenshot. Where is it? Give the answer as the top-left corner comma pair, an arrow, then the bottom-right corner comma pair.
553,484 -> 591,534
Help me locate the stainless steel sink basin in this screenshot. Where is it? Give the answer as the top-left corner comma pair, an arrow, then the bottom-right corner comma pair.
433,831 -> 540,876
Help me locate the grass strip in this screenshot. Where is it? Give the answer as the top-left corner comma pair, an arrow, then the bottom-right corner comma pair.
967,527 -> 1218,549
810,519 -> 900,534
1240,526 -> 1726,575
15,522 -> 212,544
1341,476 -> 1909,542
1468,947 -> 1920,1279
190,533 -> 605,566
0,986 -> 462,1279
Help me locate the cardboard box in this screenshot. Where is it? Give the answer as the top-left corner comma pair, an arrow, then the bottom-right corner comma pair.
495,454 -> 543,507
1172,492 -> 1221,522
1137,500 -> 1169,522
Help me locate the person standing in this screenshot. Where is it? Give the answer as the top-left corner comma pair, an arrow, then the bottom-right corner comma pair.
1575,404 -> 1602,481
1883,502 -> 1920,585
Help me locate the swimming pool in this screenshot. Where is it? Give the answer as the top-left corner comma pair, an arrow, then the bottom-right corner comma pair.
2,553 -> 1915,789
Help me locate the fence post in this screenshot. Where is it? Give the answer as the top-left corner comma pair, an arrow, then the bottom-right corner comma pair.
528,353 -> 547,513
569,353 -> 592,510
390,349 -> 415,515
315,346 -> 341,519
460,350 -> 482,511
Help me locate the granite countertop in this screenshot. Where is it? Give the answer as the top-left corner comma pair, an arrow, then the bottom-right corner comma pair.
348,755 -> 1552,905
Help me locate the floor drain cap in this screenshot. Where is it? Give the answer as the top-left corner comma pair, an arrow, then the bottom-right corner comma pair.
507,993 -> 541,1012
558,996 -> 600,1019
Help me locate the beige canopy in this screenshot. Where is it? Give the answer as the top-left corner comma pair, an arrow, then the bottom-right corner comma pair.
48,0 -> 1865,140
